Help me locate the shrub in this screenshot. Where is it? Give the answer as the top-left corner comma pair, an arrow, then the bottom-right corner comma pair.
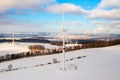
28,45 -> 45,52
53,58 -> 58,63
8,64 -> 13,71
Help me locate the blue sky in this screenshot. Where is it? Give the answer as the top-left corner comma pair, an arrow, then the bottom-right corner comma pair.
57,0 -> 101,10
0,0 -> 120,34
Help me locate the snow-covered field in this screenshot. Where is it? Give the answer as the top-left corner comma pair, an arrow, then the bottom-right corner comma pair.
0,44 -> 120,80
0,42 -> 59,56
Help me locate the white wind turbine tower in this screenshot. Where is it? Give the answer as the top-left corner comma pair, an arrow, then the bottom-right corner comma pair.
61,11 -> 67,71
106,24 -> 110,42
12,33 -> 15,45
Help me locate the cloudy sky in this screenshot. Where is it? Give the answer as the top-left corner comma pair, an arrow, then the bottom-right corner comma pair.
0,0 -> 120,34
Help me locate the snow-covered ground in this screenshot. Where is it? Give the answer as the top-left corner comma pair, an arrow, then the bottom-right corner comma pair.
0,44 -> 120,80
0,42 -> 59,56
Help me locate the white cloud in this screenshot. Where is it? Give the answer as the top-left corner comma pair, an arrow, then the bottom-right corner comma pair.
115,25 -> 120,28
112,21 -> 120,24
85,27 -> 106,34
88,9 -> 120,20
98,0 -> 120,8
40,21 -> 82,26
92,20 -> 120,28
0,0 -> 54,13
112,21 -> 120,28
91,27 -> 105,34
62,21 -> 82,26
0,0 -> 14,13
92,21 -> 109,25
88,0 -> 120,20
46,3 -> 88,15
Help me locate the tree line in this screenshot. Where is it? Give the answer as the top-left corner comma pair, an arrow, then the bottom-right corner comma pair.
0,39 -> 120,63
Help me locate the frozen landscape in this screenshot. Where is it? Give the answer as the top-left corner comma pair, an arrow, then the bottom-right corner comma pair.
0,43 -> 120,80
0,0 -> 120,80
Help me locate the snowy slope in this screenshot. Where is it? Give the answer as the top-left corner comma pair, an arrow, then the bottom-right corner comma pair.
0,45 -> 120,80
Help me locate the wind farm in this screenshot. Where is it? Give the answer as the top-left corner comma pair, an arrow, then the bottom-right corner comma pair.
0,0 -> 120,80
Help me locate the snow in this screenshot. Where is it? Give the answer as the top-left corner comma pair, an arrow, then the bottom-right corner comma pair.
0,42 -> 59,56
0,44 -> 120,80
0,43 -> 29,55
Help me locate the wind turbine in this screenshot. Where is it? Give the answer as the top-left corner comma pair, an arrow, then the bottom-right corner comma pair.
61,11 -> 67,71
12,33 -> 15,45
106,24 -> 110,41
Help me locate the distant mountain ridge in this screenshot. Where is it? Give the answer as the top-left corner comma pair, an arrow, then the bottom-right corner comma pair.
0,32 -> 54,38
